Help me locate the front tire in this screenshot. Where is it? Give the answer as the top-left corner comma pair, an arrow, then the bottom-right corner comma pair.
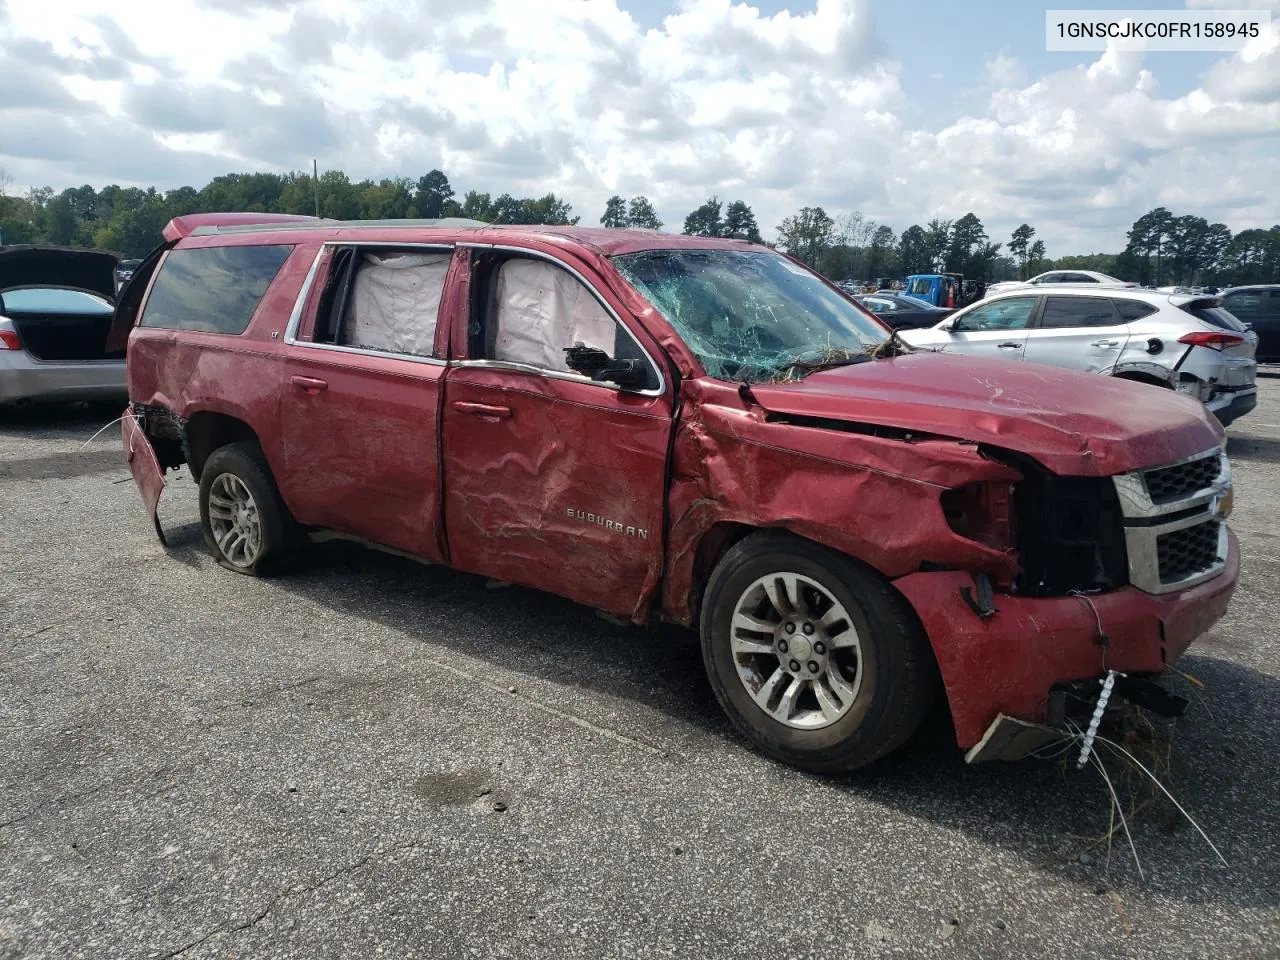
700,532 -> 938,773
198,442 -> 298,576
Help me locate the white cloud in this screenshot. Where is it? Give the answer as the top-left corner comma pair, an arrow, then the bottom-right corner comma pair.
0,0 -> 1277,255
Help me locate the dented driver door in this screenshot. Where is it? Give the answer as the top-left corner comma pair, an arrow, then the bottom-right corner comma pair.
440,249 -> 673,620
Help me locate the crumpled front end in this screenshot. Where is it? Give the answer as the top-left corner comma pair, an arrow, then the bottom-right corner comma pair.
895,446 -> 1239,753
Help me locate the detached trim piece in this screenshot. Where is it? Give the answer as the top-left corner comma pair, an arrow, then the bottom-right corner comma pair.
122,411 -> 168,545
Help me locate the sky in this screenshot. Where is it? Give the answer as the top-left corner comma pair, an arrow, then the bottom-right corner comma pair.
0,0 -> 1276,255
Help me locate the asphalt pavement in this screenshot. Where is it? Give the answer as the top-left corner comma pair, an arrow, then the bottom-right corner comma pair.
1,380 -> 1278,960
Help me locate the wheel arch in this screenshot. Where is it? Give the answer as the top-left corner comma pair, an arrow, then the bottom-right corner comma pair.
683,521 -> 905,626
1111,363 -> 1173,388
184,410 -> 266,480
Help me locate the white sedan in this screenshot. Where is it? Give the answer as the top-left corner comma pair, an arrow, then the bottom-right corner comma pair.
983,270 -> 1135,299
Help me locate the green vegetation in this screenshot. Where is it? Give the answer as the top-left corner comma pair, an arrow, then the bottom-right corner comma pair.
1,164 -> 1275,286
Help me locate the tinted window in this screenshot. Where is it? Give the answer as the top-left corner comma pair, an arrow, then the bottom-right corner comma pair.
1063,273 -> 1097,283
954,297 -> 1037,331
1223,293 -> 1261,317
1113,299 -> 1158,321
1,288 -> 112,314
140,244 -> 293,334
1033,273 -> 1064,285
1040,296 -> 1119,328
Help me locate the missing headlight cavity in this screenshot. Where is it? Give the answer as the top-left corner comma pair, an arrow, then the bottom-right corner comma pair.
1014,471 -> 1128,596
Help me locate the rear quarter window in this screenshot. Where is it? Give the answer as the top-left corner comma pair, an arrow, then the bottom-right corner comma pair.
1112,298 -> 1158,321
140,244 -> 293,334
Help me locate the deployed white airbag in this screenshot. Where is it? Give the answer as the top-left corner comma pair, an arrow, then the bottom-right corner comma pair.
493,259 -> 616,371
343,252 -> 450,356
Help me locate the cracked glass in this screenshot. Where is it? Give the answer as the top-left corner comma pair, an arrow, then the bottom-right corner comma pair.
613,249 -> 888,382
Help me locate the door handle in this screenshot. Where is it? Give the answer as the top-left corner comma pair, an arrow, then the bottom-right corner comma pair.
290,375 -> 328,394
1090,339 -> 1120,347
997,342 -> 1022,349
451,401 -> 513,419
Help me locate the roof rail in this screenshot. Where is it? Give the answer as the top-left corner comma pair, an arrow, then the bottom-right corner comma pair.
185,216 -> 492,237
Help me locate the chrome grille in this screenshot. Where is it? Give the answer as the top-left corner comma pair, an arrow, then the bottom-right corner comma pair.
1157,521 -> 1222,585
1112,447 -> 1230,594
1143,454 -> 1221,504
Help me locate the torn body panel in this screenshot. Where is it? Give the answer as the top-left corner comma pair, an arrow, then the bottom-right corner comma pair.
122,411 -> 167,544
660,379 -> 1022,626
441,364 -> 671,620
894,526 -> 1238,749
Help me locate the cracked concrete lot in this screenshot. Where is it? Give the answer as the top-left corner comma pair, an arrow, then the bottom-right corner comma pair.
2,383 -> 1279,960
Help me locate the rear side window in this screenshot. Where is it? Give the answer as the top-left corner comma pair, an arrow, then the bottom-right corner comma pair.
311,247 -> 451,357
140,244 -> 293,334
1039,296 -> 1119,328
1112,299 -> 1158,321
1222,292 -> 1261,317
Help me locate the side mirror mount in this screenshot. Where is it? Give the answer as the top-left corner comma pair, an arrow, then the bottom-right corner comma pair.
563,343 -> 648,390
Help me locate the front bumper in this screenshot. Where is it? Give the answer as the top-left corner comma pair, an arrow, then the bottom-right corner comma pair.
0,350 -> 127,404
894,526 -> 1239,749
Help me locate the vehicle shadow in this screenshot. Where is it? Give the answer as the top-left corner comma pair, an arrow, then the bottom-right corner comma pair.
0,401 -> 126,442
1227,433 -> 1280,465
156,521 -> 1280,910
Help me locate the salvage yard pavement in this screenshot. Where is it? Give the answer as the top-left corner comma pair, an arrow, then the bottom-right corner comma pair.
2,390 -> 1279,960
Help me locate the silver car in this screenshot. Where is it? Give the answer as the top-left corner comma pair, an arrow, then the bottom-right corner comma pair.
900,286 -> 1258,426
0,246 -> 126,406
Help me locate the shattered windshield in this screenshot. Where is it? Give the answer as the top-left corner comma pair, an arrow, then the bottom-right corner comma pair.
612,249 -> 889,382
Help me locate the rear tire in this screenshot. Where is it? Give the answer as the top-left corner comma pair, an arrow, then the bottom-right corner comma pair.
198,442 -> 298,576
699,531 -> 938,773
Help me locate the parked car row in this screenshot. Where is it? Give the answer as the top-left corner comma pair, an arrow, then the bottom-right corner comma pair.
851,293 -> 954,329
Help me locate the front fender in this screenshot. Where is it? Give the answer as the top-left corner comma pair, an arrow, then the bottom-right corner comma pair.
659,384 -> 1021,624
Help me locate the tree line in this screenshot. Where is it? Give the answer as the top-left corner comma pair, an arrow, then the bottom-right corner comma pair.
0,165 -> 1275,286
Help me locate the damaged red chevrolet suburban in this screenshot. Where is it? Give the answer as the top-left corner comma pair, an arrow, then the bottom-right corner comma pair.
116,213 -> 1239,772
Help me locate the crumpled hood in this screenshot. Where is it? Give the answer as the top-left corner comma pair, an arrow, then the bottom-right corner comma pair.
0,246 -> 119,301
748,352 -> 1223,476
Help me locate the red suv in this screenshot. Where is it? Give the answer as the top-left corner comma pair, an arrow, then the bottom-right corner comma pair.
117,213 -> 1239,772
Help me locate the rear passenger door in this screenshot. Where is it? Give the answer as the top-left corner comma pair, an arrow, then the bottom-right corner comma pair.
440,248 -> 672,619
276,244 -> 457,560
1022,295 -> 1131,373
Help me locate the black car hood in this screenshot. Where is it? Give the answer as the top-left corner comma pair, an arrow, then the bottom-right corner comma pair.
0,246 -> 120,301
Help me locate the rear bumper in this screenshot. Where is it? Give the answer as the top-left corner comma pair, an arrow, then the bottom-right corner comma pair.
894,526 -> 1239,749
1206,387 -> 1257,427
0,351 -> 127,404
